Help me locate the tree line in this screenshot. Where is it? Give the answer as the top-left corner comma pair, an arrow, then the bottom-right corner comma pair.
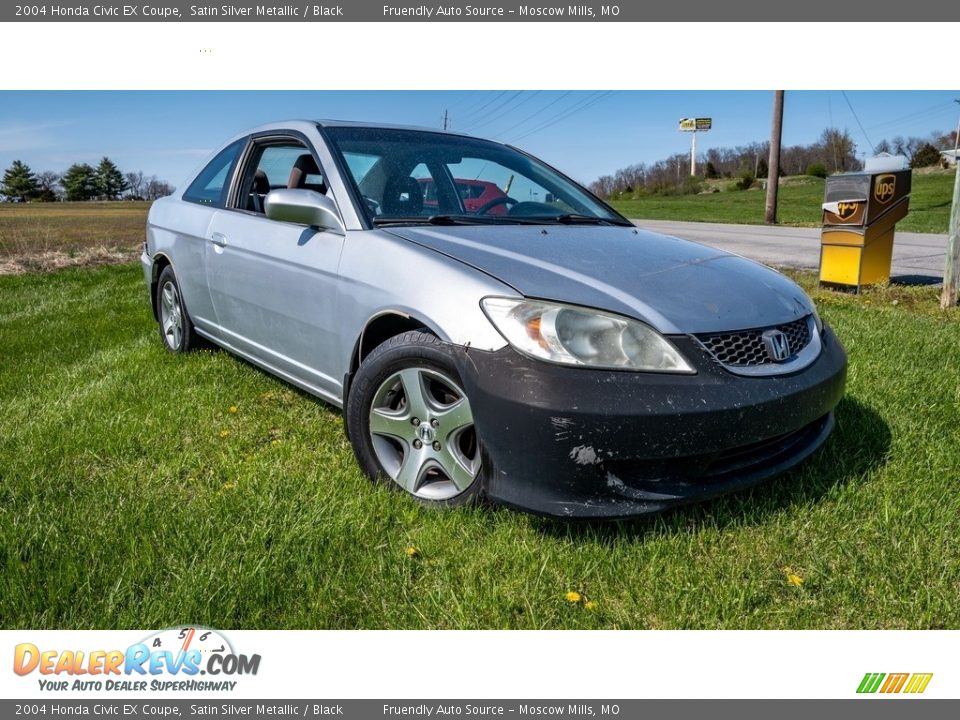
589,127 -> 956,199
0,158 -> 174,202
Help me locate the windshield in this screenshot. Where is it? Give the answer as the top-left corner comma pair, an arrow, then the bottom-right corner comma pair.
323,126 -> 629,226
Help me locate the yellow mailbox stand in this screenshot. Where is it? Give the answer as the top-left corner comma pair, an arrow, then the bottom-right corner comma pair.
819,170 -> 911,291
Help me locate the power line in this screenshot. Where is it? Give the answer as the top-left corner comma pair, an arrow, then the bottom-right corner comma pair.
841,90 -> 876,154
492,91 -> 573,138
456,91 -> 510,126
451,91 -> 501,121
509,91 -> 616,143
442,91 -> 479,115
516,91 -> 617,141
466,91 -> 542,133
460,91 -> 525,132
868,101 -> 958,131
511,91 -> 613,141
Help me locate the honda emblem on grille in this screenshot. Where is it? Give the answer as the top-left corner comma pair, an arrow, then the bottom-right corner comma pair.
761,329 -> 791,362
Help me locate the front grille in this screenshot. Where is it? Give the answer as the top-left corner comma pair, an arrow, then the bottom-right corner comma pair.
696,316 -> 811,367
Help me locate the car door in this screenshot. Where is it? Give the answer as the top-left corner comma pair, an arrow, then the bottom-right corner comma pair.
172,137 -> 246,333
203,136 -> 346,402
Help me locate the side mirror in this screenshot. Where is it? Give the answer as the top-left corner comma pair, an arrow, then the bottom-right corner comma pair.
264,188 -> 344,233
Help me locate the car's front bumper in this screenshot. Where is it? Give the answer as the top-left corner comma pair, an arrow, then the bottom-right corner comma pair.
455,325 -> 847,518
140,250 -> 155,316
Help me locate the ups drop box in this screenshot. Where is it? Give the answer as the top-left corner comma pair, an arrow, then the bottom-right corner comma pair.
819,170 -> 911,290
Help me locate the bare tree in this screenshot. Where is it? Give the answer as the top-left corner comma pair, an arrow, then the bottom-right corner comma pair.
818,128 -> 858,172
144,176 -> 174,200
36,171 -> 61,201
125,171 -> 145,199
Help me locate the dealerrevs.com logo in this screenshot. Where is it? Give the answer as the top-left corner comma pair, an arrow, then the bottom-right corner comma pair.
857,672 -> 933,694
13,627 -> 261,692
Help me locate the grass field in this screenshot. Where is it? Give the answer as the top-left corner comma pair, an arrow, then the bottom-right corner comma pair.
609,171 -> 956,234
0,201 -> 150,273
1,263 -> 958,629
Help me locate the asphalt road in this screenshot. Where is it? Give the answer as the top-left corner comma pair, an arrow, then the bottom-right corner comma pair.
633,219 -> 948,283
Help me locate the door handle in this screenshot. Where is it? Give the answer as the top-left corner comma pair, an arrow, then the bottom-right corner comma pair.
210,232 -> 227,247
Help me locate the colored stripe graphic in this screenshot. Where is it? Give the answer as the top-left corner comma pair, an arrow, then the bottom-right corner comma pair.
880,673 -> 909,693
857,672 -> 932,694
857,673 -> 885,693
903,673 -> 933,694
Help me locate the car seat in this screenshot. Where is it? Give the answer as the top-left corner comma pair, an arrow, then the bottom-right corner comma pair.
380,176 -> 424,217
288,154 -> 327,194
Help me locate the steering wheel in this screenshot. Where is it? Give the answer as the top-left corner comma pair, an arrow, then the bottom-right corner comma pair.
363,195 -> 381,216
473,196 -> 518,215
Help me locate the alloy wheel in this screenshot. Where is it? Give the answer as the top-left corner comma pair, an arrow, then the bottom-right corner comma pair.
159,280 -> 184,350
368,367 -> 480,500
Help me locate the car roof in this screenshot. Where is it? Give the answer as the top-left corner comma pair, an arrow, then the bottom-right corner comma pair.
232,119 -> 474,139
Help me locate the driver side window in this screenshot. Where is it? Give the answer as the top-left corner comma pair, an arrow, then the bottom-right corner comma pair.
235,141 -> 327,215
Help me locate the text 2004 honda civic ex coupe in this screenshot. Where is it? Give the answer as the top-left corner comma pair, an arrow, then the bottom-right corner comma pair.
143,120 -> 847,518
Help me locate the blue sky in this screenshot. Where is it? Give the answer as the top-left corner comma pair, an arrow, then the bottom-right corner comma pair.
0,90 -> 957,188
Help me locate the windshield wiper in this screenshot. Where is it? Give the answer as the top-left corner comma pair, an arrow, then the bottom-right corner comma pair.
372,213 -> 630,227
550,213 -> 630,226
425,214 -> 496,225
373,214 -> 541,227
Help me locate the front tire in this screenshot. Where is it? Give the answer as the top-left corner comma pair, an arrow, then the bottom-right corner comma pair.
156,266 -> 200,352
347,331 -> 483,508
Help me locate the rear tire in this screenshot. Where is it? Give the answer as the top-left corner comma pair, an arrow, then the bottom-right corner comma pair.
346,331 -> 483,508
156,266 -> 200,353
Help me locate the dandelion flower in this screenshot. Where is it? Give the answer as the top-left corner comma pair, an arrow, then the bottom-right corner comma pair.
271,439 -> 280,447
584,600 -> 597,610
783,566 -> 804,587
228,406 -> 238,414
218,430 -> 230,439
565,591 -> 582,603
405,546 -> 420,558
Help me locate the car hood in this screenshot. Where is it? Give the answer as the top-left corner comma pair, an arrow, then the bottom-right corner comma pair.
382,224 -> 814,334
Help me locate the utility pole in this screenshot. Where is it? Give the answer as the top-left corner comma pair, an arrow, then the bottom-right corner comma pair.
442,109 -> 449,131
765,90 -> 785,225
939,98 -> 960,309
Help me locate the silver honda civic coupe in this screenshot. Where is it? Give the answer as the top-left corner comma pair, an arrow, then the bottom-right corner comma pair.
143,120 -> 847,518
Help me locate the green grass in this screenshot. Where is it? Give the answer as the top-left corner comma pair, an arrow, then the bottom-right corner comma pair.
1,264 -> 959,629
609,171 -> 955,234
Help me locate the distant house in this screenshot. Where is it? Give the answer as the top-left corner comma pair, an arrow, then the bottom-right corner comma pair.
941,149 -> 958,168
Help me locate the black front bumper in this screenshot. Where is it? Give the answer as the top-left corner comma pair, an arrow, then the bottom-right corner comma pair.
455,326 -> 847,518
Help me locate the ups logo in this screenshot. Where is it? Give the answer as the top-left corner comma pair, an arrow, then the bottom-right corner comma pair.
835,201 -> 861,220
874,174 -> 896,204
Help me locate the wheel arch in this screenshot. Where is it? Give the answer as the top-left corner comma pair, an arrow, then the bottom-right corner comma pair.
343,310 -> 444,405
149,252 -> 174,320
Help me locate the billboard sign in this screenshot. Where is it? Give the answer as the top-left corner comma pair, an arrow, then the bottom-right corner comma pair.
679,117 -> 712,131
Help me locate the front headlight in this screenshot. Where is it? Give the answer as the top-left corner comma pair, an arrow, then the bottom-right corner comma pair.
481,297 -> 694,373
811,305 -> 824,335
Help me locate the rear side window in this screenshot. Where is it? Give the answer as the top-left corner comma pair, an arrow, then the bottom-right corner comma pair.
183,139 -> 245,207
